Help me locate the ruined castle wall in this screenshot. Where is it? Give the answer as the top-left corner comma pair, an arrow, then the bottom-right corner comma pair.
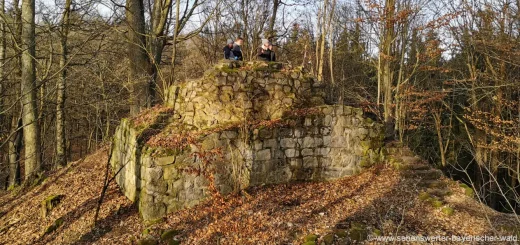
110,62 -> 384,220
164,65 -> 325,130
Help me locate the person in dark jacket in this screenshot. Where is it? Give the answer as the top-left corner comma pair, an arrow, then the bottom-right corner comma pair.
257,39 -> 276,61
223,39 -> 234,59
231,37 -> 244,60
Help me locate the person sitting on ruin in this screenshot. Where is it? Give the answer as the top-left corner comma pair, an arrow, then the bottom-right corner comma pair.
231,37 -> 244,61
223,39 -> 235,59
257,39 -> 276,62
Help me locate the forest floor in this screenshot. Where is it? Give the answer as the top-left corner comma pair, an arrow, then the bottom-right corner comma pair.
0,146 -> 518,245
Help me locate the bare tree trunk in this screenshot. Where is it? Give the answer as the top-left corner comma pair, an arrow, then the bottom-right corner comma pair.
328,0 -> 335,84
317,0 -> 328,82
150,0 -> 172,103
168,0 -> 181,87
395,19 -> 408,141
127,0 -> 152,116
21,0 -> 40,181
8,117 -> 22,187
267,0 -> 279,40
0,0 -> 5,187
314,6 -> 321,76
327,0 -> 336,92
433,111 -> 447,167
56,0 -> 72,168
0,0 -> 4,124
382,0 -> 395,125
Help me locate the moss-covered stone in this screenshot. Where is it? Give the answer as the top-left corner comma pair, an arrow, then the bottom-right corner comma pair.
304,234 -> 318,242
372,229 -> 382,236
144,217 -> 165,226
459,183 -> 474,197
348,222 -> 368,241
219,66 -> 239,74
41,194 -> 65,218
7,185 -> 17,191
429,198 -> 444,208
161,229 -> 181,241
419,191 -> 430,201
32,173 -> 47,187
441,207 -> 454,216
43,218 -> 64,235
302,242 -> 316,245
335,229 -> 348,238
322,233 -> 335,245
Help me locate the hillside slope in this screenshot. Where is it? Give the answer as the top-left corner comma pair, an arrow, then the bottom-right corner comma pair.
0,144 -> 518,244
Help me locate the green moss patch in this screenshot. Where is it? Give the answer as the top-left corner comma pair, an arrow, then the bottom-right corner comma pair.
303,234 -> 318,242
161,229 -> 181,241
41,194 -> 65,218
348,222 -> 368,241
419,192 -> 430,201
441,207 -> 454,216
459,183 -> 474,197
429,198 -> 444,208
43,218 -> 64,235
322,233 -> 334,245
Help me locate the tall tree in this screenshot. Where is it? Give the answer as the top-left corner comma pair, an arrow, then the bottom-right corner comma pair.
267,0 -> 280,40
8,0 -> 22,187
8,118 -> 22,186
380,0 -> 396,126
21,0 -> 40,180
0,0 -> 4,126
149,0 -> 172,102
56,0 -> 72,167
126,0 -> 152,115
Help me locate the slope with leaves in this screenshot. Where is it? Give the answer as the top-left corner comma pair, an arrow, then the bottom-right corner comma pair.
0,145 -> 518,244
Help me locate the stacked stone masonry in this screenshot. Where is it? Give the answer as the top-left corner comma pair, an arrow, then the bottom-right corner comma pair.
110,61 -> 384,220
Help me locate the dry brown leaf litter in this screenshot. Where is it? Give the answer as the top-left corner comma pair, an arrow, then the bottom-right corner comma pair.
0,149 -> 517,245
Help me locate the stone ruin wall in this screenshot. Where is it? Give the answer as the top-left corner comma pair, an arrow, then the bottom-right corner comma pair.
110,62 -> 385,220
163,64 -> 326,130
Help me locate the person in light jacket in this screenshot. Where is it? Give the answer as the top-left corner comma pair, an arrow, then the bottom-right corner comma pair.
257,39 -> 276,62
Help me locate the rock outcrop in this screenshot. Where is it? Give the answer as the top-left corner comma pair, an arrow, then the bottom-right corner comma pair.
110,61 -> 385,220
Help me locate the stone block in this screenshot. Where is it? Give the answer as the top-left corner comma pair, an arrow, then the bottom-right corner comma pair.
302,148 -> 314,156
317,147 -> 330,156
259,128 -> 272,138
280,138 -> 297,148
302,137 -> 315,148
264,138 -> 277,148
289,158 -> 302,168
303,157 -> 318,168
324,115 -> 332,126
279,128 -> 293,137
283,86 -> 292,93
285,148 -> 299,158
143,167 -> 164,184
304,118 -> 312,126
256,149 -> 271,161
294,128 -> 303,137
221,130 -> 238,139
254,140 -> 263,150
323,136 -> 332,146
321,106 -> 333,114
321,127 -> 331,135
163,165 -> 180,180
334,105 -> 343,115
